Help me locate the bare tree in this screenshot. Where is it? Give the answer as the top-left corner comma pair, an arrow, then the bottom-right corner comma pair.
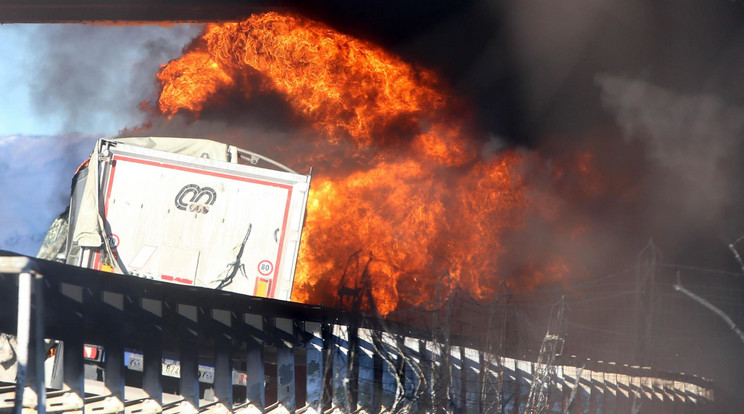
527,296 -> 569,414
728,236 -> 744,275
561,365 -> 584,414
674,272 -> 744,346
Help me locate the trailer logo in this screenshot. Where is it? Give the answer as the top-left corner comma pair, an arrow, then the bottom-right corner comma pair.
175,184 -> 217,214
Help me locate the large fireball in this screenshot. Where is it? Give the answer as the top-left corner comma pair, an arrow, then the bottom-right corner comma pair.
155,12 -> 592,314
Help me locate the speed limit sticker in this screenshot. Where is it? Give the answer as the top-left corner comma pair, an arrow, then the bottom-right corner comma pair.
106,234 -> 120,249
258,260 -> 274,276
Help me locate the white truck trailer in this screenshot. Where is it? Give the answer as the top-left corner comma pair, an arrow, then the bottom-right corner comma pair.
40,137 -> 311,301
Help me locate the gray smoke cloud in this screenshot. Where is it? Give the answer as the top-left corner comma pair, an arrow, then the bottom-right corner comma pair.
25,24 -> 203,135
474,1 -> 744,403
597,75 -> 744,227
1,24 -> 202,255
0,134 -> 98,256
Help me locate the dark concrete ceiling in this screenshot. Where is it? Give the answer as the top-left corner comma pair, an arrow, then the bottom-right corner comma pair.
0,0 -> 472,44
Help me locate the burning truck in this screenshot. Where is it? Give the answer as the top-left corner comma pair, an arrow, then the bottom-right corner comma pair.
26,136 -> 311,388
39,136 -> 311,301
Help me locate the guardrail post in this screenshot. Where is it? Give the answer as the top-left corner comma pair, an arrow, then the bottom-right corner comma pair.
449,345 -> 463,412
320,323 -> 333,411
501,358 -> 516,413
177,303 -> 200,412
684,382 -> 702,412
213,308 -> 233,410
100,291 -> 125,413
616,373 -> 630,414
61,336 -> 84,410
55,281 -> 85,411
515,359 -> 531,414
477,351 -> 495,413
662,379 -> 676,414
401,337 -> 420,411
371,336 -> 383,412
672,380 -> 685,412
419,340 -> 434,412
629,375 -> 642,414
643,375 -> 656,413
275,317 -> 295,413
603,369 -> 618,414
330,324 -> 349,412
686,382 -> 700,410
550,365 -> 565,413
590,370 -> 604,414
347,325 -> 359,412
431,341 -> 449,412
141,297 -> 163,412
303,321 -> 323,414
244,314 -> 265,412
28,272 -> 45,413
651,377 -> 669,414
30,267 -> 45,414
462,347 -> 480,413
577,367 -> 591,414
373,333 -> 396,411
0,257 -> 43,414
356,328 -> 375,412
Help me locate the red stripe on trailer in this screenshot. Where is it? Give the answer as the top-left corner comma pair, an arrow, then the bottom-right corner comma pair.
113,154 -> 292,298
161,274 -> 194,285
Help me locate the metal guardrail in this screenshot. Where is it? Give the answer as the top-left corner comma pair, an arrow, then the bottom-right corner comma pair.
0,254 -> 714,413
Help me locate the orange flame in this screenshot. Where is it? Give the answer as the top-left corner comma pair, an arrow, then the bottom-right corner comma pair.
157,52 -> 234,117
154,12 -> 592,314
202,16 -> 449,148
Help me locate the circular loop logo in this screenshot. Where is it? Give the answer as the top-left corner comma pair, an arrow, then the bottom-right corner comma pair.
175,184 -> 217,214
258,260 -> 274,276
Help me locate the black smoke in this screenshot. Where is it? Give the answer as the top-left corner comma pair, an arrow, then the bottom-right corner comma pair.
15,0 -> 744,408
295,0 -> 744,408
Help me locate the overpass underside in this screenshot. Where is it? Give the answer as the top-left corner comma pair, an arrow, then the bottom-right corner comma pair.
0,0 -> 282,23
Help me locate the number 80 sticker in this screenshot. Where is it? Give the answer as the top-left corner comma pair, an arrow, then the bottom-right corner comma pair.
258,260 -> 274,276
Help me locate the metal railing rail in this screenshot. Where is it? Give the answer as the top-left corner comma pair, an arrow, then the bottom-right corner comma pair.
0,254 -> 714,413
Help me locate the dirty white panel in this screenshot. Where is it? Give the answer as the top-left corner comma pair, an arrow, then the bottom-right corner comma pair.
90,141 -> 310,301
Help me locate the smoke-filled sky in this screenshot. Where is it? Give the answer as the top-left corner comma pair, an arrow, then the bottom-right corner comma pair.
1,0 -> 744,405
4,0 -> 744,265
0,24 -> 203,253
0,24 -> 203,136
